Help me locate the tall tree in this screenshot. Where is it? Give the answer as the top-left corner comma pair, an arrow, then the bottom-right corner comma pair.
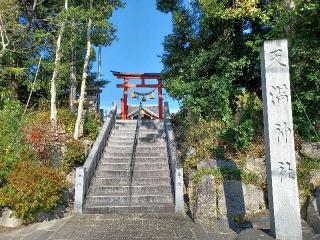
69,46 -> 76,112
50,0 -> 68,130
73,0 -> 123,139
69,17 -> 77,112
73,0 -> 93,140
159,0 -> 320,141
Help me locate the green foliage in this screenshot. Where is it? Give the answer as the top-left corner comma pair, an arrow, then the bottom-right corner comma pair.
0,161 -> 65,222
183,119 -> 224,172
160,0 -> 319,142
58,109 -> 76,135
0,0 -> 124,220
222,91 -> 263,152
0,0 -> 123,107
222,119 -> 254,151
199,0 -> 273,21
0,100 -> 25,185
180,92 -> 263,172
235,91 -> 262,122
84,111 -> 102,140
288,1 -> 320,141
156,0 -> 180,13
61,139 -> 86,173
297,157 -> 320,198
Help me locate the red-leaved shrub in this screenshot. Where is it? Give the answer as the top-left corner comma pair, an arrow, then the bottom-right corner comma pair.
0,161 -> 66,222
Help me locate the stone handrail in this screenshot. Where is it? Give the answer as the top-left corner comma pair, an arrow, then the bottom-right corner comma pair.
129,101 -> 143,204
164,102 -> 184,213
74,102 -> 117,214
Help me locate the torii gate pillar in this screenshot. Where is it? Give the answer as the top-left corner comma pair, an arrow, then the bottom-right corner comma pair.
120,78 -> 129,119
158,78 -> 163,119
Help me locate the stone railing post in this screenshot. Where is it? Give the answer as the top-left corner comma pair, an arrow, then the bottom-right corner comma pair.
164,102 -> 184,214
175,168 -> 184,213
74,167 -> 85,214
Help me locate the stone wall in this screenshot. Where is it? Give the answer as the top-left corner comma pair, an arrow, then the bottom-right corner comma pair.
188,159 -> 267,231
187,142 -> 320,233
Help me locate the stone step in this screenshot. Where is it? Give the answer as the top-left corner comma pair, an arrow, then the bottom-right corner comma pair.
115,125 -> 164,131
98,163 -> 169,171
83,204 -> 174,214
107,136 -> 165,141
112,129 -> 165,133
104,152 -> 167,158
100,156 -> 168,163
116,120 -> 163,124
101,157 -> 168,163
109,137 -> 166,142
110,134 -> 166,139
104,148 -> 167,154
106,146 -> 167,152
86,194 -> 173,205
113,130 -> 164,134
106,140 -> 167,149
107,141 -> 166,147
103,151 -> 167,158
114,126 -> 164,131
95,170 -> 171,178
91,177 -> 171,186
108,134 -> 166,140
88,185 -> 172,195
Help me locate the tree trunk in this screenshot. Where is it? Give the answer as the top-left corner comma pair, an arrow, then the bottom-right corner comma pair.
73,0 -> 93,140
50,0 -> 68,129
27,0 -> 38,30
69,46 -> 76,112
283,0 -> 296,37
98,45 -> 102,83
0,14 -> 9,58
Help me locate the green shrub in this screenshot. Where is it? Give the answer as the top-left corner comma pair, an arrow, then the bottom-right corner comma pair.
0,100 -> 25,185
61,139 -> 86,172
58,109 -> 76,135
0,161 -> 65,222
297,157 -> 320,198
27,108 -> 76,136
222,119 -> 254,151
235,90 -> 263,133
84,111 -> 101,140
183,119 -> 224,172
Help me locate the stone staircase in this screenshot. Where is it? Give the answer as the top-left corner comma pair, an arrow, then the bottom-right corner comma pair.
83,119 -> 175,214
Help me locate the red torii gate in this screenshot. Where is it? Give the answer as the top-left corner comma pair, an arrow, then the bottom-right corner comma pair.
112,71 -> 163,120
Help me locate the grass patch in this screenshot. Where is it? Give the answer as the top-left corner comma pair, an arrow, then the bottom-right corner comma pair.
297,157 -> 320,198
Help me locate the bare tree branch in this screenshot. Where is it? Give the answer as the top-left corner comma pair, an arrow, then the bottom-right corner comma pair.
23,57 -> 42,116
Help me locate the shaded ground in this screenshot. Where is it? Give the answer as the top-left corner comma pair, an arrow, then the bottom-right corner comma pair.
0,214 -> 236,240
2,213 -> 319,240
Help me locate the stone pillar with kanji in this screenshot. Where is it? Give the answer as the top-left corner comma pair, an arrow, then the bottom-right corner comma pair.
261,39 -> 302,240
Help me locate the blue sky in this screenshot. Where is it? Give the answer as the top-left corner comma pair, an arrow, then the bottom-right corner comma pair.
93,0 -> 180,113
